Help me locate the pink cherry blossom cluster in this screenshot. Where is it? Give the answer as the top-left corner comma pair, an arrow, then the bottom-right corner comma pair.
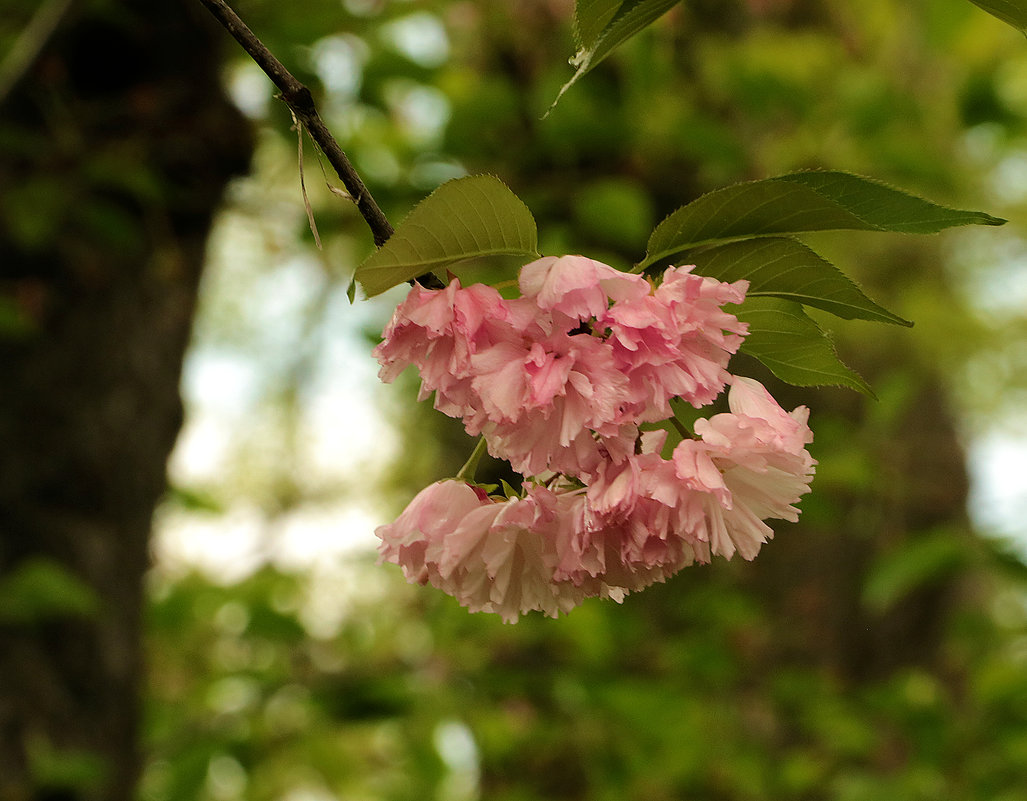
373,255 -> 816,622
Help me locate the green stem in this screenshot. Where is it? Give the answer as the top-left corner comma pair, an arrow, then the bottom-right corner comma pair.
455,437 -> 489,482
668,414 -> 690,440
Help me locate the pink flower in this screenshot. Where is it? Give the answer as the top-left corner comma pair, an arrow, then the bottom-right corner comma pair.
518,255 -> 650,330
672,377 -> 816,560
467,329 -> 637,476
373,279 -> 536,419
431,485 -> 592,622
374,257 -> 818,621
554,431 -> 704,591
377,480 -> 588,622
601,266 -> 749,419
375,479 -> 491,586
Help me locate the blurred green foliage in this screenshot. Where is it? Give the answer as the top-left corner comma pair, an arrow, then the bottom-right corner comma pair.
0,558 -> 101,624
145,555 -> 1027,800
139,0 -> 1027,799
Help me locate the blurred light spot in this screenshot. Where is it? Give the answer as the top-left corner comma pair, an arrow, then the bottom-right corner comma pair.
226,61 -> 272,119
264,684 -> 311,732
206,754 -> 247,801
409,158 -> 467,190
271,504 -> 381,569
302,383 -> 398,485
962,123 -> 1003,164
310,35 -> 367,99
384,80 -> 451,147
215,601 -> 250,636
206,676 -> 260,716
990,151 -> 1027,204
152,504 -> 265,583
298,560 -> 393,639
968,427 -> 1027,554
381,12 -> 450,68
181,350 -> 261,416
277,788 -> 338,801
167,414 -> 233,485
357,145 -> 401,184
252,257 -> 327,351
344,0 -> 384,17
433,720 -> 480,801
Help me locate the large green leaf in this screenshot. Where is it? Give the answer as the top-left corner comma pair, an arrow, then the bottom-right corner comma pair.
354,175 -> 539,297
966,0 -> 1027,33
551,0 -> 680,111
683,237 -> 911,326
641,171 -> 1005,269
735,297 -> 873,396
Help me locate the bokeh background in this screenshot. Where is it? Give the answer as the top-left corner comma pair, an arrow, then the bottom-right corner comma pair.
4,1 -> 1027,799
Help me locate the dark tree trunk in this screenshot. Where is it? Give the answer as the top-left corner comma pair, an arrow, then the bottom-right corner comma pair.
0,2 -> 251,799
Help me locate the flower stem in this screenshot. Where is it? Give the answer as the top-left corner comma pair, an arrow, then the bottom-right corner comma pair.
668,414 -> 691,440
455,437 -> 489,482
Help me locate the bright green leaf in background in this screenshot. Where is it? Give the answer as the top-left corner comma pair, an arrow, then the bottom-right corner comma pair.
735,297 -> 874,396
354,175 -> 539,297
641,171 -> 1005,270
552,0 -> 681,111
684,237 -> 912,326
966,0 -> 1027,33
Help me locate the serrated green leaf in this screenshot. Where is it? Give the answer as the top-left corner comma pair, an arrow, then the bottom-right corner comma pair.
574,0 -> 624,48
683,237 -> 911,326
735,297 -> 874,396
966,0 -> 1027,33
551,0 -> 680,112
641,171 -> 1005,269
355,175 -> 539,297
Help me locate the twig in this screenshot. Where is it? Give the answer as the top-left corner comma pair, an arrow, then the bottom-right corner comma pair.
0,0 -> 78,108
196,0 -> 394,247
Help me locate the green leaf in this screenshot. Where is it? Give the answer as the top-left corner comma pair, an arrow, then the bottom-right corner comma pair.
966,0 -> 1027,33
354,175 -> 539,297
574,0 -> 624,48
27,735 -> 109,793
683,237 -> 911,326
735,297 -> 873,396
552,0 -> 680,111
0,558 -> 101,623
863,530 -> 970,612
165,484 -> 224,514
641,171 -> 1005,269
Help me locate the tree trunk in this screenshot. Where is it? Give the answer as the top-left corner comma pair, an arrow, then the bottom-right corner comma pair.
0,2 -> 251,798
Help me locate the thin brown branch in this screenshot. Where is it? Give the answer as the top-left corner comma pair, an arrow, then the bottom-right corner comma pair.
197,0 -> 395,247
